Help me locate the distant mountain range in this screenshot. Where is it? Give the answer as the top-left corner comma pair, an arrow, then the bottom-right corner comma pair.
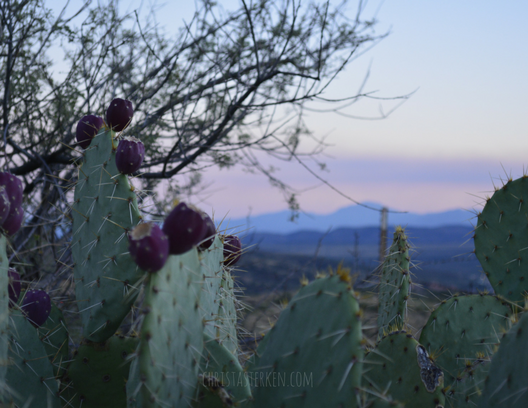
226,202 -> 477,234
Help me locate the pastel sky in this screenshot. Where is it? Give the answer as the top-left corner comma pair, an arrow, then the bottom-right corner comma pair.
48,1 -> 528,219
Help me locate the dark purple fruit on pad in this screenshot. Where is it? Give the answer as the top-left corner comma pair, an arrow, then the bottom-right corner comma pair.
21,289 -> 51,327
198,213 -> 216,250
116,136 -> 145,174
0,188 -> 10,227
128,223 -> 169,273
76,115 -> 104,149
106,98 -> 133,132
162,202 -> 208,255
223,235 -> 242,266
3,204 -> 23,235
0,172 -> 23,208
8,268 -> 21,306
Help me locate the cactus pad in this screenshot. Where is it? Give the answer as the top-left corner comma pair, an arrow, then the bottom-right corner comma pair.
6,312 -> 60,407
250,275 -> 364,408
131,250 -> 205,407
474,176 -> 528,303
363,331 -> 445,408
418,294 -> 510,386
199,236 -> 238,356
478,311 -> 528,407
38,301 -> 70,377
64,335 -> 138,408
193,333 -> 251,407
71,128 -> 143,342
445,357 -> 488,408
377,227 -> 411,338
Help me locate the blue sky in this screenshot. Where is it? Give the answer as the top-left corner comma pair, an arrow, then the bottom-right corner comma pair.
48,1 -> 528,218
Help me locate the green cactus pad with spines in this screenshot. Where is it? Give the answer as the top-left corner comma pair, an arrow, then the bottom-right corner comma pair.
0,235 -> 8,399
418,294 -> 510,386
132,250 -> 204,408
446,357 -> 488,408
5,312 -> 60,407
474,176 -> 528,303
193,332 -> 252,407
199,237 -> 238,355
478,311 -> 528,407
72,128 -> 143,342
38,301 -> 69,377
213,268 -> 238,355
363,331 -> 445,408
249,275 -> 364,408
377,227 -> 411,338
64,335 -> 138,408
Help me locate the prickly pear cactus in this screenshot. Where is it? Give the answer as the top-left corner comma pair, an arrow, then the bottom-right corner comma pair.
478,311 -> 528,407
64,334 -> 139,408
38,300 -> 70,377
0,235 -> 8,400
71,128 -> 143,342
363,331 -> 445,408
419,294 -> 510,386
249,274 -> 364,408
446,356 -> 489,408
5,312 -> 60,407
199,236 -> 238,355
377,227 -> 411,338
128,250 -> 205,407
474,176 -> 528,303
194,333 -> 252,407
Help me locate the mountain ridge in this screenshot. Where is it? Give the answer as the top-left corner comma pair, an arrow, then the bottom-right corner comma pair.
226,202 -> 476,234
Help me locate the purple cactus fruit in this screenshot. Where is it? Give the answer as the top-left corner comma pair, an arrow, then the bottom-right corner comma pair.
76,115 -> 104,149
21,289 -> 51,327
106,98 -> 134,132
8,268 -> 21,306
0,187 -> 10,227
116,136 -> 145,174
162,202 -> 208,255
198,213 -> 216,250
0,172 -> 23,208
128,223 -> 169,273
223,235 -> 242,266
3,204 -> 23,235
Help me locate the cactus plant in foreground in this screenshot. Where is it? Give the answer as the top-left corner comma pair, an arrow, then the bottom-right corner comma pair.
377,226 -> 411,338
9,100 -> 528,408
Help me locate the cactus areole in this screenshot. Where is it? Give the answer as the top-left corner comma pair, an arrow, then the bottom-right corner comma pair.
106,98 -> 133,132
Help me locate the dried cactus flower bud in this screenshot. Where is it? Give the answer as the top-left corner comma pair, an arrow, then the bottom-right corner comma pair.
129,223 -> 169,273
198,213 -> 216,250
21,289 -> 51,327
116,136 -> 145,175
106,98 -> 134,132
76,115 -> 104,149
162,202 -> 208,255
223,235 -> 242,266
8,267 -> 21,306
3,204 -> 23,235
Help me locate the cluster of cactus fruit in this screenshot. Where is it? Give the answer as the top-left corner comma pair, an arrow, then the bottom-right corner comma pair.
2,98 -> 528,407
